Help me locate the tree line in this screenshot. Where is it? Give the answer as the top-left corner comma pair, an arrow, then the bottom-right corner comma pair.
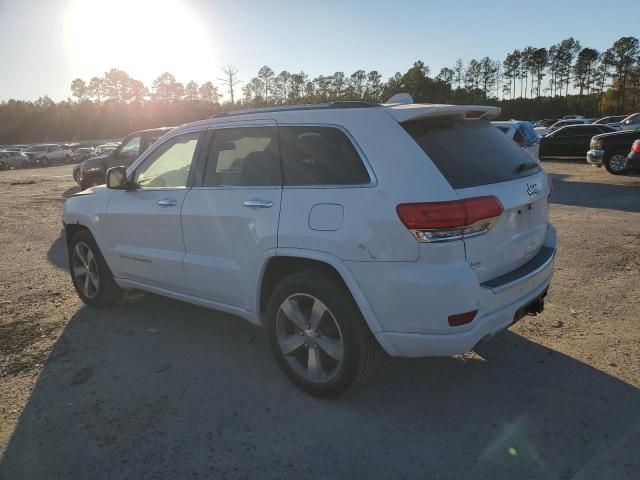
0,36 -> 638,144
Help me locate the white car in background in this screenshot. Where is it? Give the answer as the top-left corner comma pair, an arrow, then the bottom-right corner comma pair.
63,98 -> 555,397
493,120 -> 540,161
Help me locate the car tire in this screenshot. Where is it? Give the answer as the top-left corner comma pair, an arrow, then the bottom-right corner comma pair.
266,270 -> 382,398
68,229 -> 123,308
604,151 -> 628,175
40,157 -> 48,167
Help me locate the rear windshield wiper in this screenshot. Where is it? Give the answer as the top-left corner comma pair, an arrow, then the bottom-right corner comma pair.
513,162 -> 539,174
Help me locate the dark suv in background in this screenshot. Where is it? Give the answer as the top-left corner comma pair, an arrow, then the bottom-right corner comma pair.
587,128 -> 640,174
77,127 -> 173,190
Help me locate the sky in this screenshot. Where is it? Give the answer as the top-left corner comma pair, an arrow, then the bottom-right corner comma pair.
0,0 -> 637,102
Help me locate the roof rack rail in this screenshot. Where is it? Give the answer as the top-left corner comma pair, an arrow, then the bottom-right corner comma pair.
211,101 -> 380,118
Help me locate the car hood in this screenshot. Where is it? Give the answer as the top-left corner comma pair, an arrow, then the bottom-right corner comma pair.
81,155 -> 109,170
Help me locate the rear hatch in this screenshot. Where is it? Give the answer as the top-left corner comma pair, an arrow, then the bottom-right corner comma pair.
402,114 -> 550,282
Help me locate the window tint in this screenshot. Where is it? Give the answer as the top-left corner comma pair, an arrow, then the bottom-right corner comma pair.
513,129 -> 525,145
581,126 -> 604,135
279,126 -> 370,186
202,127 -> 279,187
403,118 -> 539,189
553,128 -> 573,137
627,114 -> 640,125
119,136 -> 141,159
135,132 -> 200,189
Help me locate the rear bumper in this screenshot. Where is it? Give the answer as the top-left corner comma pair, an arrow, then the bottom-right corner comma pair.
376,278 -> 551,357
587,149 -> 604,166
349,225 -> 557,357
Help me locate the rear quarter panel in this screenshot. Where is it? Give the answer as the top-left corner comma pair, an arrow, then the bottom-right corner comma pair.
276,109 -> 458,262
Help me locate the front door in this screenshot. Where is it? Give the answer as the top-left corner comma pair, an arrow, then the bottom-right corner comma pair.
104,130 -> 202,292
181,123 -> 282,312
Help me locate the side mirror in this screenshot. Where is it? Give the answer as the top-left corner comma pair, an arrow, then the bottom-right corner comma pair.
106,166 -> 130,189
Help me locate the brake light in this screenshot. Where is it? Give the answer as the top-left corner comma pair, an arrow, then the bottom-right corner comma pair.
631,140 -> 640,153
397,196 -> 503,242
465,111 -> 485,119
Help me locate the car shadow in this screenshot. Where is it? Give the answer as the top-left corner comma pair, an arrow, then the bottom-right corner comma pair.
1,295 -> 638,479
549,172 -> 640,213
47,229 -> 68,270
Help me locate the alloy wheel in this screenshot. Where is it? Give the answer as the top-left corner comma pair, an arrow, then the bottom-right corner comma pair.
608,154 -> 627,172
275,293 -> 344,383
71,242 -> 100,298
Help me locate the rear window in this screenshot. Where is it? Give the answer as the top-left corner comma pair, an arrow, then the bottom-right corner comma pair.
403,118 -> 540,189
279,126 -> 370,186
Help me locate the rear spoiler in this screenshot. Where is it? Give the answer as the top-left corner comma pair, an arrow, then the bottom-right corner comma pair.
383,104 -> 501,123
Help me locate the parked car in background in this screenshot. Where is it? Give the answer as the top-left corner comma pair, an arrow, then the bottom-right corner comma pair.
72,147 -> 95,163
562,115 -> 585,120
0,150 -> 30,169
620,113 -> 640,131
539,124 -> 616,159
543,119 -> 590,136
63,100 -> 555,396
626,140 -> 640,172
78,127 -> 173,190
587,128 -> 640,174
593,115 -> 628,125
493,120 -> 540,161
23,144 -> 71,167
94,143 -> 120,156
533,119 -> 558,128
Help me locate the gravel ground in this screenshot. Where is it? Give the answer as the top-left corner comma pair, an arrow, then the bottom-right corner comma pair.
0,162 -> 639,479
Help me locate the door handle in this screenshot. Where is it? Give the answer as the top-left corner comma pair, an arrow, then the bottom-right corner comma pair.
243,199 -> 273,208
156,198 -> 178,207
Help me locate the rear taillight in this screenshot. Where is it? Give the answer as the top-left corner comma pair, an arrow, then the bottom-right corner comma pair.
396,196 -> 503,243
631,140 -> 640,153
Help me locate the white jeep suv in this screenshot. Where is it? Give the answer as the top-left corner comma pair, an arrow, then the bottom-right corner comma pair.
63,100 -> 556,397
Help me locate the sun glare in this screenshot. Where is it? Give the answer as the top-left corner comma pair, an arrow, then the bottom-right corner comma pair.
65,0 -> 214,86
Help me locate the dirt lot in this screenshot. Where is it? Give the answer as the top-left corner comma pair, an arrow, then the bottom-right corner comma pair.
0,162 -> 639,479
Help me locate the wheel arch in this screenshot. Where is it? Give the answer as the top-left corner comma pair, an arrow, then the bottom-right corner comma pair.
256,249 -> 383,334
64,222 -> 91,248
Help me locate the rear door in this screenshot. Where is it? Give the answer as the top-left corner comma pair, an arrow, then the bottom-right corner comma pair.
563,126 -> 602,156
403,117 -> 550,282
180,121 -> 282,311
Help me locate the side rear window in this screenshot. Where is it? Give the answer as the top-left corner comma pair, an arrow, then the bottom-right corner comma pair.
279,126 -> 370,186
203,127 -> 280,187
403,118 -> 539,189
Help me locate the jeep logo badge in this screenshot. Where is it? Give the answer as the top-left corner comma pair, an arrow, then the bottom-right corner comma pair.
526,183 -> 540,196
